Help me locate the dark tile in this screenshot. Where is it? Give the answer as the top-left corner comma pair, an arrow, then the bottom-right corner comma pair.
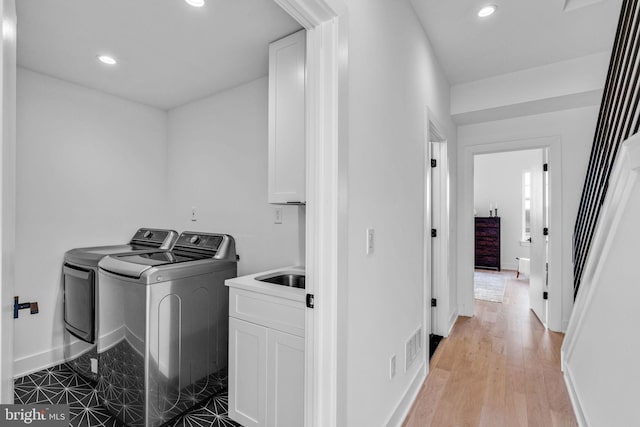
15,365 -> 242,427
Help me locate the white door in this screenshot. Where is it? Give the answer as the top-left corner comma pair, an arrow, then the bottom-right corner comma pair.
529,154 -> 547,325
430,141 -> 446,337
267,329 -> 304,427
228,318 -> 268,427
429,142 -> 438,337
0,0 -> 17,403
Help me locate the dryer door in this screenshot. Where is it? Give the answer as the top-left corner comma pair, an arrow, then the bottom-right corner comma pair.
63,263 -> 95,343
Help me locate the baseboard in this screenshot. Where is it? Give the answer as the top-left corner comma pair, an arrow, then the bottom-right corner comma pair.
14,346 -> 65,379
13,335 -> 96,379
446,309 -> 458,337
563,365 -> 588,427
385,363 -> 426,427
501,263 -> 518,271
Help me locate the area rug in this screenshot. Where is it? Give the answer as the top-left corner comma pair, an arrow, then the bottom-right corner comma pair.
474,270 -> 506,303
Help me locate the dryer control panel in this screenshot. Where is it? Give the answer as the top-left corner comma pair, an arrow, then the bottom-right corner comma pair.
173,232 -> 236,261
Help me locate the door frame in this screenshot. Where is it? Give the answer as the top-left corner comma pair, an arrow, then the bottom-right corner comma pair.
427,113 -> 451,338
273,1 -> 347,426
423,110 -> 451,362
1,0 -> 17,404
1,0 -> 349,417
459,136 -> 564,332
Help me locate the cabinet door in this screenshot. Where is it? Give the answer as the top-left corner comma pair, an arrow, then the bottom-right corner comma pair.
229,318 -> 268,427
268,30 -> 306,204
266,329 -> 304,427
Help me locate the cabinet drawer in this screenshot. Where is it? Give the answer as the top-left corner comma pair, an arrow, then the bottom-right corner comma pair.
475,256 -> 499,268
476,239 -> 498,249
475,229 -> 499,238
230,288 -> 305,337
476,255 -> 498,263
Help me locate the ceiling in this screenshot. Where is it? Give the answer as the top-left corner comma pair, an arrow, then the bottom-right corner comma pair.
410,0 -> 624,85
16,0 -> 302,110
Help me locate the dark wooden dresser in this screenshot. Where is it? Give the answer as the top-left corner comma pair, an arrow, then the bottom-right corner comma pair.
475,217 -> 501,271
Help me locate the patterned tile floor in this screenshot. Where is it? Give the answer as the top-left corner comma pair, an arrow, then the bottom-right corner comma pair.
14,364 -> 242,427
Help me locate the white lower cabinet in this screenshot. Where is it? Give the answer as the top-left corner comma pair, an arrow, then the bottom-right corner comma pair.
266,329 -> 304,427
229,317 -> 268,427
229,316 -> 304,427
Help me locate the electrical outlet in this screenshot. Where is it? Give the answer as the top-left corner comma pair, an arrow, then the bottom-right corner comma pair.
389,354 -> 396,379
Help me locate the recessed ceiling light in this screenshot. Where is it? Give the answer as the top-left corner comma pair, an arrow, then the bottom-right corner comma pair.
185,0 -> 205,7
478,5 -> 497,17
97,55 -> 117,65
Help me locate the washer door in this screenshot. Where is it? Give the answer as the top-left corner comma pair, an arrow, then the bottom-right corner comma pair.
63,263 -> 95,343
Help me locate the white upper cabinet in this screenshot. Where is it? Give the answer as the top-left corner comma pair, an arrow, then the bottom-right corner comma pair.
268,30 -> 306,204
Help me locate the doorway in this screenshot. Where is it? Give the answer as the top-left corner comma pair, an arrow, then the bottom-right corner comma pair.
425,114 -> 449,360
472,148 -> 549,326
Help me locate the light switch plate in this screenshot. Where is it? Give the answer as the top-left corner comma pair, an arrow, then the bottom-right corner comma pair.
366,228 -> 374,255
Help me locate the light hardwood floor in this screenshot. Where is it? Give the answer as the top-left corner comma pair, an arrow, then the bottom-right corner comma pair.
403,271 -> 577,427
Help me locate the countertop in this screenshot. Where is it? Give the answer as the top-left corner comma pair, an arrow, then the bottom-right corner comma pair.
225,265 -> 305,303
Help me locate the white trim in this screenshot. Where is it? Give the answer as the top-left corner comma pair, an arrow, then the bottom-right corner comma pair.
459,136 -> 563,331
425,110 -> 452,339
275,0 -> 345,29
0,0 -> 17,403
447,309 -> 458,336
561,133 -> 640,364
272,1 -> 346,426
384,363 -> 427,427
13,342 -> 74,379
422,123 -> 432,363
563,365 -> 588,427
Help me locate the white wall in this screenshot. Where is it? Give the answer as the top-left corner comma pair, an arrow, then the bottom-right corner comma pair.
474,149 -> 540,270
451,53 -> 608,124
15,68 -> 169,375
344,0 -> 457,424
458,106 -> 598,331
166,77 -> 301,276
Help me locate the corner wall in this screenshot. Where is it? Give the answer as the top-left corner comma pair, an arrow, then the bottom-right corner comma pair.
166,77 -> 302,276
345,0 -> 456,424
15,68 -> 169,375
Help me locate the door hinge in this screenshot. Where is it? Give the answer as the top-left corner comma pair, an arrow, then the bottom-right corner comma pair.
543,163 -> 548,172
543,227 -> 549,236
543,291 -> 548,300
431,298 -> 437,307
431,159 -> 437,167
431,229 -> 437,238
306,294 -> 315,309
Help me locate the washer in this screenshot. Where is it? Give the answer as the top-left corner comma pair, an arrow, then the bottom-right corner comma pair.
97,232 -> 238,427
63,228 -> 178,379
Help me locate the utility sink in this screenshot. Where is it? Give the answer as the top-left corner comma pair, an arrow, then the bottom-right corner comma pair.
256,272 -> 305,289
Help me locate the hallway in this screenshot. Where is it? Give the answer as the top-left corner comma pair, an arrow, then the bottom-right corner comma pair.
404,271 -> 577,427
